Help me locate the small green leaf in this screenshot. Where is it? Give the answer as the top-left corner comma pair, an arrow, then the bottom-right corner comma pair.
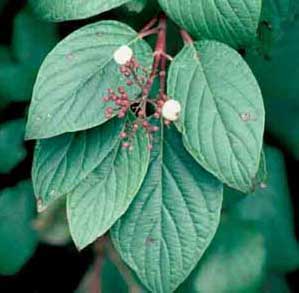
178,216 -> 266,293
111,126 -> 223,292
25,21 -> 153,140
32,118 -> 124,211
122,0 -> 148,13
0,181 -> 38,275
228,146 -> 299,272
158,0 -> 262,48
0,119 -> 27,174
30,0 -> 133,21
67,123 -> 150,249
168,41 -> 265,192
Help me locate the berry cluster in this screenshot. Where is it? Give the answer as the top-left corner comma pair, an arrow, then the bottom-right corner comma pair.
103,87 -> 130,120
103,46 -> 181,151
103,57 -> 149,120
102,55 -> 157,150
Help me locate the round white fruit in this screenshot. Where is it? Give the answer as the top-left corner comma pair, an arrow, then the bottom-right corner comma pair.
113,45 -> 133,65
162,100 -> 181,121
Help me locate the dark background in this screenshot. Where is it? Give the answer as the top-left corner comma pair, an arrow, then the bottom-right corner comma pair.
0,1 -> 95,292
0,1 -> 299,292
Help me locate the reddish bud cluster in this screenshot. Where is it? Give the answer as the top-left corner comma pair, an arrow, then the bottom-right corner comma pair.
102,54 -> 172,151
103,86 -> 131,119
120,119 -> 160,151
153,94 -> 166,119
119,57 -> 149,88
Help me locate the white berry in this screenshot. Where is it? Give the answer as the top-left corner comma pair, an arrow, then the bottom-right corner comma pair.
162,100 -> 181,121
113,45 -> 133,65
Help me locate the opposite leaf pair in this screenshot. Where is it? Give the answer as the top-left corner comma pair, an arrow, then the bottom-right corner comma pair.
33,117 -> 150,249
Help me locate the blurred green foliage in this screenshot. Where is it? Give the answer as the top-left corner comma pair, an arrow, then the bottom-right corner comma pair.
0,3 -> 59,276
0,1 -> 299,292
0,181 -> 38,275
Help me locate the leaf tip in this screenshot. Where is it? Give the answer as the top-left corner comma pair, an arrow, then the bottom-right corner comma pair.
36,197 -> 47,213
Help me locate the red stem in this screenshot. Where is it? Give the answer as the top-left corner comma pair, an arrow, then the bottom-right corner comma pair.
140,15 -> 158,33
180,29 -> 193,44
159,47 -> 167,97
90,256 -> 102,293
144,13 -> 167,95
155,14 -> 166,53
139,27 -> 159,38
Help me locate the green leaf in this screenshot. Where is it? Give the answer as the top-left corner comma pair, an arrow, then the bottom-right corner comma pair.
12,6 -> 59,66
290,0 -> 299,17
257,0 -> 291,55
285,0 -> 299,22
30,0 -> 133,21
32,118 -> 124,211
246,20 -> 299,159
115,0 -> 160,32
0,63 -> 37,102
0,7 -> 58,102
122,0 -> 148,13
67,123 -> 150,249
0,181 -> 38,275
177,216 -> 266,293
157,0 -> 262,48
227,146 -> 299,272
0,46 -> 10,62
222,149 -> 268,211
264,274 -> 290,293
0,48 -> 10,109
111,125 -> 223,292
25,21 -> 153,140
168,41 -> 265,193
0,119 -> 27,174
261,0 -> 291,36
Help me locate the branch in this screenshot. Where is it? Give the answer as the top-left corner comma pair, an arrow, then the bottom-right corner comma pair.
89,237 -> 107,293
139,15 -> 158,33
105,238 -> 141,293
144,13 -> 167,95
180,29 -> 193,44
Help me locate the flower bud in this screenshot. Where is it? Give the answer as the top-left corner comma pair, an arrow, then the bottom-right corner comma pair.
120,132 -> 127,139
